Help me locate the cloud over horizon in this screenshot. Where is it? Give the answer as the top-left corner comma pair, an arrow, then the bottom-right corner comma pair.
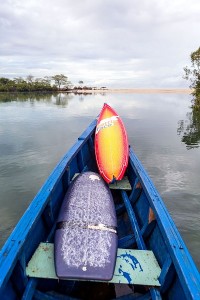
0,0 -> 200,88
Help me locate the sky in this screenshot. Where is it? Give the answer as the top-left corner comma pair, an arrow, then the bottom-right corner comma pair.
0,0 -> 200,88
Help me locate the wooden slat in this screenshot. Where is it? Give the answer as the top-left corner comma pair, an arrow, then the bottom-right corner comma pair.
77,149 -> 84,171
109,176 -> 132,190
118,234 -> 136,249
159,254 -> 175,293
141,220 -> 156,240
121,191 -> 145,250
26,243 -> 161,286
129,178 -> 142,204
21,278 -> 37,300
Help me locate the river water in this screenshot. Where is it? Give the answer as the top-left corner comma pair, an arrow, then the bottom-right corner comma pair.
0,92 -> 199,271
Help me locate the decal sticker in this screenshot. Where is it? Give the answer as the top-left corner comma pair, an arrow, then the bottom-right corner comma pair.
89,174 -> 100,181
96,116 -> 119,134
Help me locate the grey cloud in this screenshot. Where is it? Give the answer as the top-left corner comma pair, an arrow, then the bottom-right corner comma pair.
0,0 -> 200,87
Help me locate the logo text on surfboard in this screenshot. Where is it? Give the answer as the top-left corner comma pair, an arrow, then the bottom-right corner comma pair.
96,116 -> 119,134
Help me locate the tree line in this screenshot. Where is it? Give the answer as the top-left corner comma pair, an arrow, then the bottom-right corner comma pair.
184,46 -> 200,107
0,74 -> 72,92
178,46 -> 200,149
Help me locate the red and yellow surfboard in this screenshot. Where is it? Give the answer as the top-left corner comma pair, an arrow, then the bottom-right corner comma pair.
95,103 -> 129,183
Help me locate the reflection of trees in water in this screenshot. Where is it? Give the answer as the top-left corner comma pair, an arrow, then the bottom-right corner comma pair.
0,92 -> 54,103
79,94 -> 84,102
55,93 -> 74,107
177,102 -> 200,149
0,92 -> 74,107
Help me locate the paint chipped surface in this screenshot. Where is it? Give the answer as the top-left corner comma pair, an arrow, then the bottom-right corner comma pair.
55,172 -> 117,279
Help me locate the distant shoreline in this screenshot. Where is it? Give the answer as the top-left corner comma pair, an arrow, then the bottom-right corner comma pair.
68,88 -> 192,94
0,88 -> 192,95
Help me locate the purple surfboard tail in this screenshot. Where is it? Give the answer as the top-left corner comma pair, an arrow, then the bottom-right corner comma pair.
54,172 -> 118,281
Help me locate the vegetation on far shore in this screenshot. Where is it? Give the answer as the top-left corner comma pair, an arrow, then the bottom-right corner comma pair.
184,46 -> 200,107
177,46 -> 200,149
0,75 -> 55,92
0,74 -> 106,93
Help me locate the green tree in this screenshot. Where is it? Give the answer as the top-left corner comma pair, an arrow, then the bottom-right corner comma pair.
51,74 -> 69,90
184,47 -> 200,101
44,76 -> 51,84
0,78 -> 17,92
26,74 -> 34,83
179,47 -> 200,149
13,77 -> 26,84
0,75 -> 62,92
0,77 -> 10,85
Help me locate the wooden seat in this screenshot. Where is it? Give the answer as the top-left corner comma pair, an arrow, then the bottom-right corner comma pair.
26,243 -> 161,286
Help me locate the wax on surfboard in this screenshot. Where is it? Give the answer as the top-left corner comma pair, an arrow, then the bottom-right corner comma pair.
54,172 -> 117,281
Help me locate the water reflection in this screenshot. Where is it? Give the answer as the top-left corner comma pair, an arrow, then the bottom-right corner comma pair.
0,92 -> 73,106
54,93 -> 74,107
177,102 -> 200,149
0,92 -> 200,271
0,92 -> 53,103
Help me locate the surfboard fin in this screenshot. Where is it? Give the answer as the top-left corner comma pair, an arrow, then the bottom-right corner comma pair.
110,175 -> 116,184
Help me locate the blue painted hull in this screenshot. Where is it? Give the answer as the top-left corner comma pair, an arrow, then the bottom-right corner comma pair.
0,119 -> 199,299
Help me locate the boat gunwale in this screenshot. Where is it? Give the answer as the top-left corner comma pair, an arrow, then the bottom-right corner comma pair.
129,148 -> 200,299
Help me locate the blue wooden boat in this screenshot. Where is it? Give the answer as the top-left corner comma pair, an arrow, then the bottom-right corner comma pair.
0,119 -> 200,300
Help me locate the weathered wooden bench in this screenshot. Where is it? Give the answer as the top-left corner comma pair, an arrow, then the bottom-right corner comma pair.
26,243 -> 161,286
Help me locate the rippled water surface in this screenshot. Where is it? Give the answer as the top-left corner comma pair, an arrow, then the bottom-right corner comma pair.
0,92 -> 200,270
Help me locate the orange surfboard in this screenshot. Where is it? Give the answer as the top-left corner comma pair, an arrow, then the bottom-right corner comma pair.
95,104 -> 129,183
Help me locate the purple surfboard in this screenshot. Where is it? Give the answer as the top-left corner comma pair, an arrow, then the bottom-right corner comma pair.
54,172 -> 117,281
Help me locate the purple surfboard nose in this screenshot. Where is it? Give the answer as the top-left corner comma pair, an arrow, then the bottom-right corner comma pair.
54,172 -> 118,281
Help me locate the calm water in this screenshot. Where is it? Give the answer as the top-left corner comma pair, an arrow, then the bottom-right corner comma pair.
0,92 -> 200,271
